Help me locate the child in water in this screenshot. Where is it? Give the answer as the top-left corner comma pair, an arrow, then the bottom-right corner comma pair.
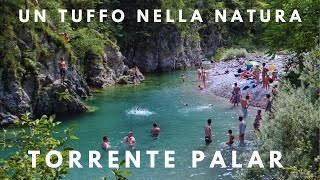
253,110 -> 262,132
226,130 -> 235,146
182,74 -> 186,82
101,136 -> 111,150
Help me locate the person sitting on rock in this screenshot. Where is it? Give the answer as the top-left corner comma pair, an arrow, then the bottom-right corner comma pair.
58,58 -> 67,83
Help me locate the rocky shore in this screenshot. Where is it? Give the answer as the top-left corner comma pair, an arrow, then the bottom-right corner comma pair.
206,54 -> 290,108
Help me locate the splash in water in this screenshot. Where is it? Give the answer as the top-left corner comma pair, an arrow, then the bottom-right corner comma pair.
127,107 -> 154,116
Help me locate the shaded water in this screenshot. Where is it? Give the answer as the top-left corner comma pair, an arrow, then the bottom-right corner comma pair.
57,70 -> 257,179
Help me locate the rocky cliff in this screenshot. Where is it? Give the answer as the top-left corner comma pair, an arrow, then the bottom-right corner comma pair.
0,28 -> 144,126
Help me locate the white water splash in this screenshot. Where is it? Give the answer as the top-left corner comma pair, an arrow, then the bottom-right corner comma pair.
127,107 -> 154,116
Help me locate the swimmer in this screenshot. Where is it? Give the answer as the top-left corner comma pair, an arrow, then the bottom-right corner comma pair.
182,74 -> 186,82
226,130 -> 235,146
208,104 -> 213,107
150,122 -> 160,137
204,119 -> 212,145
101,136 -> 111,150
238,116 -> 246,145
123,132 -> 136,145
198,85 -> 204,90
180,102 -> 188,106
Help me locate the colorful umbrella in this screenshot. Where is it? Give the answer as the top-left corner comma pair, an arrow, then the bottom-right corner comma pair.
246,61 -> 260,66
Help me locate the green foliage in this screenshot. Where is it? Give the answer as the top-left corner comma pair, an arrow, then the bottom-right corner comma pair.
263,0 -> 320,54
108,160 -> 132,180
214,48 -> 248,61
56,89 -> 72,103
0,113 -> 78,179
238,51 -> 320,179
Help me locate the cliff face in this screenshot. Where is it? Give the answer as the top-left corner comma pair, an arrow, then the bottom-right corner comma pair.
0,28 -> 144,126
0,0 -> 224,125
124,25 -> 203,73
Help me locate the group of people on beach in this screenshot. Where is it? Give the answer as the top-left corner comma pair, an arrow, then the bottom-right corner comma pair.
224,60 -> 278,145
101,122 -> 160,150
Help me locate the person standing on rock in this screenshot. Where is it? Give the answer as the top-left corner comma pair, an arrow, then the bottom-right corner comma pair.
232,83 -> 241,107
265,94 -> 272,113
262,63 -> 267,87
253,65 -> 261,85
58,57 -> 67,84
240,95 -> 250,117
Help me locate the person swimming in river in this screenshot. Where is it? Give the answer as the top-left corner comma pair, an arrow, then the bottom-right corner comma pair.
208,104 -> 213,107
150,122 -> 160,137
253,110 -> 262,132
226,130 -> 235,146
123,132 -> 136,145
232,83 -> 241,107
133,107 -> 140,113
180,102 -> 188,106
198,85 -> 204,90
182,74 -> 186,82
101,136 -> 111,150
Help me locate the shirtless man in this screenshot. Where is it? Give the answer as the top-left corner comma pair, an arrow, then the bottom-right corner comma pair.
101,136 -> 111,150
58,58 -> 67,83
197,67 -> 202,81
238,116 -> 246,144
240,95 -> 250,117
262,63 -> 268,89
254,65 -> 261,85
198,85 -> 204,90
226,130 -> 235,146
150,122 -> 160,137
233,83 -> 241,107
204,119 -> 212,145
202,72 -> 207,87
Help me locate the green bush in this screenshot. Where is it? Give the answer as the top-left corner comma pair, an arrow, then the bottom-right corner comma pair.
238,51 -> 320,179
214,48 -> 248,61
0,113 -> 78,179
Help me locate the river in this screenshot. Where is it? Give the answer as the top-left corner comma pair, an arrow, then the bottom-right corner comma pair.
57,69 -> 256,180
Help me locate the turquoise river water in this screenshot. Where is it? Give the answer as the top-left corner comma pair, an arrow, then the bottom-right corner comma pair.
1,69 -> 259,179
56,69 -> 257,180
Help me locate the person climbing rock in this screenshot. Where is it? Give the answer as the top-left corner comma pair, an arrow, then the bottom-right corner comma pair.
59,32 -> 70,44
58,58 -> 67,83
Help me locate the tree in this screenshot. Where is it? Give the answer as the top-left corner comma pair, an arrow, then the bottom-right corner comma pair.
238,50 -> 320,179
0,113 -> 78,179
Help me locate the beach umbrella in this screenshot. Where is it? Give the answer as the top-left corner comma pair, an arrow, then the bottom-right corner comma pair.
246,61 -> 260,66
269,65 -> 276,71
